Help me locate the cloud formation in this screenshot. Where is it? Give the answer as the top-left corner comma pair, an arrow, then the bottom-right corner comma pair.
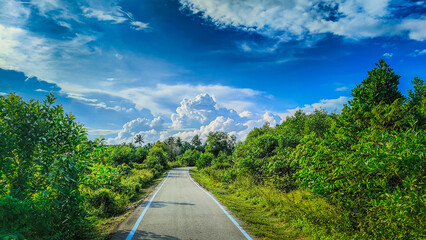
107,117 -> 167,144
171,93 -> 241,129
108,93 -> 286,144
179,0 -> 426,41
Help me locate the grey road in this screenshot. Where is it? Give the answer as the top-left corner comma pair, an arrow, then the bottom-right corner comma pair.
111,167 -> 252,240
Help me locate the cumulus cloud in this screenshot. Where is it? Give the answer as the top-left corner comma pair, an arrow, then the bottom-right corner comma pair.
107,117 -> 167,144
179,0 -> 426,42
108,93 -> 281,144
107,94 -> 350,144
171,93 -> 241,129
118,83 -> 262,115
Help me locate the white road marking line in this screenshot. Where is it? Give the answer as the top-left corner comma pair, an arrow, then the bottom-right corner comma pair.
187,170 -> 253,240
125,173 -> 170,240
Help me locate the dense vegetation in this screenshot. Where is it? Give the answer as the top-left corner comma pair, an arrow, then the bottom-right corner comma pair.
0,94 -> 202,239
190,60 -> 425,239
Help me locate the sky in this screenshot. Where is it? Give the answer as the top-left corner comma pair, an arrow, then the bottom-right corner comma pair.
0,0 -> 425,144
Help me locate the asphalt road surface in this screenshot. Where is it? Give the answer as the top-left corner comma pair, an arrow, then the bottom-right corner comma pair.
111,167 -> 253,240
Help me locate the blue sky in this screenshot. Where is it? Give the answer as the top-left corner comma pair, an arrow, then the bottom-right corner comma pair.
0,0 -> 425,144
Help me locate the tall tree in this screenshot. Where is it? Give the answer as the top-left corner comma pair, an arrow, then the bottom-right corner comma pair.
134,134 -> 144,146
340,59 -> 404,132
191,134 -> 202,151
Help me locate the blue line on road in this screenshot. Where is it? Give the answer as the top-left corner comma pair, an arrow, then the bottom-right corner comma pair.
188,170 -> 253,240
125,173 -> 169,240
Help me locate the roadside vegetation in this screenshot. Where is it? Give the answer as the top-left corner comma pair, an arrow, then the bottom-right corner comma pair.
189,60 -> 425,239
0,94 -> 202,239
1,60 -> 424,239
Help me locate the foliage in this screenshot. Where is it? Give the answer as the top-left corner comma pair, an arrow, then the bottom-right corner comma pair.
145,142 -> 169,176
196,152 -> 215,169
177,149 -> 201,166
0,93 -> 165,239
0,93 -> 96,239
194,60 -> 426,239
88,188 -> 127,217
205,131 -> 236,157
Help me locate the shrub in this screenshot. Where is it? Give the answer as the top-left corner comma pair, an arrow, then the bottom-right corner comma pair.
89,188 -> 127,217
177,149 -> 201,166
196,152 -> 214,169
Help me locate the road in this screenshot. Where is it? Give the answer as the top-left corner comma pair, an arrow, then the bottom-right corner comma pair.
111,167 -> 253,240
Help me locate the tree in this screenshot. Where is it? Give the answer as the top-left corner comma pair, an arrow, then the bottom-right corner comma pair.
146,141 -> 168,176
191,134 -> 202,148
407,77 -> 426,128
205,131 -> 236,157
0,93 -> 97,238
341,59 -> 404,132
134,134 -> 144,146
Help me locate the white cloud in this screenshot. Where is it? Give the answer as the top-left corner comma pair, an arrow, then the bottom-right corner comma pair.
108,93 -> 281,144
107,117 -> 167,144
410,49 -> 426,57
35,89 -> 49,92
81,6 -> 128,23
117,83 -> 262,115
179,0 -> 425,42
383,52 -> 393,58
278,96 -> 349,120
399,17 -> 426,41
336,86 -> 348,91
131,21 -> 149,31
0,0 -> 30,25
81,5 -> 150,31
171,93 -> 241,129
0,92 -> 7,96
239,111 -> 252,118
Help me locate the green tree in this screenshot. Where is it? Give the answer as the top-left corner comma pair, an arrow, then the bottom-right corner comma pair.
177,149 -> 201,166
146,141 -> 168,175
191,134 -> 203,151
407,77 -> 426,128
342,59 -> 404,132
205,131 -> 236,157
0,93 -> 97,238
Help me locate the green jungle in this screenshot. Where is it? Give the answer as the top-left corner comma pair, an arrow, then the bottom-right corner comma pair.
1,60 -> 425,239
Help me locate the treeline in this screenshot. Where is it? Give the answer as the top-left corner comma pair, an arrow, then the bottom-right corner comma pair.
190,60 -> 425,239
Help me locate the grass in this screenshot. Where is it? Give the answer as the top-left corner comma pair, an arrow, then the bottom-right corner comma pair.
190,168 -> 353,240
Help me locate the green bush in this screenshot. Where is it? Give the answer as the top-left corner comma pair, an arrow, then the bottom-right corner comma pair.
0,93 -> 97,239
196,152 -> 214,169
89,188 -> 127,217
109,145 -> 136,165
177,149 -> 201,166
146,142 -> 168,176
